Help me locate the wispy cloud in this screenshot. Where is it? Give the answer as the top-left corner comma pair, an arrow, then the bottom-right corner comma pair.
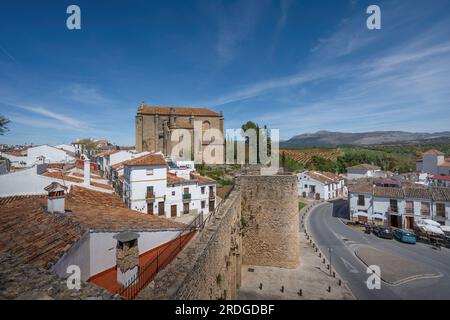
214,0 -> 271,61
2,101 -> 87,130
63,84 -> 113,106
215,2 -> 450,137
0,44 -> 17,64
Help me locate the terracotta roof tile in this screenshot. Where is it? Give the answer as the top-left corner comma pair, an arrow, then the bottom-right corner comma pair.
403,187 -> 431,199
138,105 -> 221,117
0,186 -> 186,268
439,161 -> 450,168
347,164 -> 381,170
94,150 -> 118,157
430,187 -> 450,202
0,196 -> 84,269
305,171 -> 342,184
348,181 -> 373,193
122,153 -> 167,167
373,186 -> 404,198
167,173 -> 193,186
423,149 -> 444,155
431,175 -> 450,181
194,174 -> 217,185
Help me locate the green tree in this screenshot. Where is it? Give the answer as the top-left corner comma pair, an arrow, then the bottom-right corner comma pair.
0,114 -> 10,135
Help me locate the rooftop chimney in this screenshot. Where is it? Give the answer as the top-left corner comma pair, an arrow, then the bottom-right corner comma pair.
44,182 -> 67,214
113,231 -> 140,287
84,158 -> 91,186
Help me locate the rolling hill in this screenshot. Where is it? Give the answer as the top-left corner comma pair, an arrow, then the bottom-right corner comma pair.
281,131 -> 450,148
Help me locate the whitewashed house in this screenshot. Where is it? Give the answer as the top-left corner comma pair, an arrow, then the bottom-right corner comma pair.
297,171 -> 345,200
0,184 -> 188,298
95,150 -> 150,179
348,181 -> 450,227
430,175 -> 450,188
0,160 -> 113,198
27,145 -> 75,164
416,149 -> 450,176
1,144 -> 75,167
122,153 -> 217,218
55,144 -> 76,154
348,182 -> 374,222
346,164 -> 383,180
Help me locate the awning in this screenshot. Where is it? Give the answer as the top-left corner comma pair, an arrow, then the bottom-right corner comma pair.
418,219 -> 441,227
418,224 -> 445,236
370,213 -> 386,220
353,212 -> 370,218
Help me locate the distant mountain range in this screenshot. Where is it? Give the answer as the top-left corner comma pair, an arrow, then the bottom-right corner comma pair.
280,131 -> 450,148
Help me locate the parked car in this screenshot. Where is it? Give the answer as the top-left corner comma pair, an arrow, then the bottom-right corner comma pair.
374,227 -> 393,239
393,229 -> 416,244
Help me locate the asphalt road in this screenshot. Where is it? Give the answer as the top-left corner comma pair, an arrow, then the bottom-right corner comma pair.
307,200 -> 450,299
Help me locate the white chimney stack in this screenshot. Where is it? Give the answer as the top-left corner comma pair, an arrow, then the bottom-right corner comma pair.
44,182 -> 67,214
84,158 -> 91,186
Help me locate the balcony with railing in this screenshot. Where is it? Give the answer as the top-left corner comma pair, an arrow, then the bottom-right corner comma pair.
386,206 -> 399,214
146,192 -> 155,200
182,193 -> 191,201
209,192 -> 215,199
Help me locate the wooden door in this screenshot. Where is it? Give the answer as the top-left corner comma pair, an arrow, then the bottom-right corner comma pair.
171,205 -> 177,217
183,202 -> 189,214
158,201 -> 165,216
147,202 -> 154,215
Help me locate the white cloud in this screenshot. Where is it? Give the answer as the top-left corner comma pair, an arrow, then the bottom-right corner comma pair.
214,0 -> 271,61
2,101 -> 87,130
64,83 -> 113,106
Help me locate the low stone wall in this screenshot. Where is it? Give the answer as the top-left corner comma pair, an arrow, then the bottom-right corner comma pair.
137,189 -> 242,300
238,175 -> 299,268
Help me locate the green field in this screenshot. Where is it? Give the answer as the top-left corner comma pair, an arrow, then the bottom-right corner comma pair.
281,143 -> 450,174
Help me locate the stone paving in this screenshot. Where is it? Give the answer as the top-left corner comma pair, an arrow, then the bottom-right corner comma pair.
355,246 -> 440,285
237,202 -> 354,300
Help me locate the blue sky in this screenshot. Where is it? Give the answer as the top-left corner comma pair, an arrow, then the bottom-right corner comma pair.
1,0 -> 450,145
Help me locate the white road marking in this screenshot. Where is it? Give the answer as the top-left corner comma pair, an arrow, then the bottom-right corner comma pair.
341,257 -> 359,273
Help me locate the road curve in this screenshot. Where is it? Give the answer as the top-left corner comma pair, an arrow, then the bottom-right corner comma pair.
307,200 -> 450,300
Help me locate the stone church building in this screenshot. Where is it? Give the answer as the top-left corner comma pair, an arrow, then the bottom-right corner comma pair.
135,103 -> 224,159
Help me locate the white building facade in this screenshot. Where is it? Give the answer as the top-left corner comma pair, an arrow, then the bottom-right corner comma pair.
348,184 -> 450,227
123,153 -> 217,218
297,171 -> 345,200
346,164 -> 383,180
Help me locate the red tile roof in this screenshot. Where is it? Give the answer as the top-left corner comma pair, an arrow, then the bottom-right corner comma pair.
122,153 -> 167,167
138,105 -> 221,117
430,187 -> 450,202
439,161 -> 450,168
347,164 -> 381,170
373,186 -> 404,198
4,151 -> 25,157
0,196 -> 84,268
193,174 -> 217,185
66,186 -> 186,230
423,149 -> 444,155
305,171 -> 342,184
167,173 -> 193,185
431,175 -> 450,181
95,150 -> 119,157
0,186 -> 186,269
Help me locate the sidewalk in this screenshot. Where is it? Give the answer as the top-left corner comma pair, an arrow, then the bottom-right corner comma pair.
237,202 -> 354,300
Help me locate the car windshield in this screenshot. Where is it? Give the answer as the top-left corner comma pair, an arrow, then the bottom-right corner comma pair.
404,232 -> 415,237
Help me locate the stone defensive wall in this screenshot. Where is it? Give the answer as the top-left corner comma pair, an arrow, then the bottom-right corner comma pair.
138,188 -> 242,299
138,174 -> 299,300
238,175 -> 299,268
